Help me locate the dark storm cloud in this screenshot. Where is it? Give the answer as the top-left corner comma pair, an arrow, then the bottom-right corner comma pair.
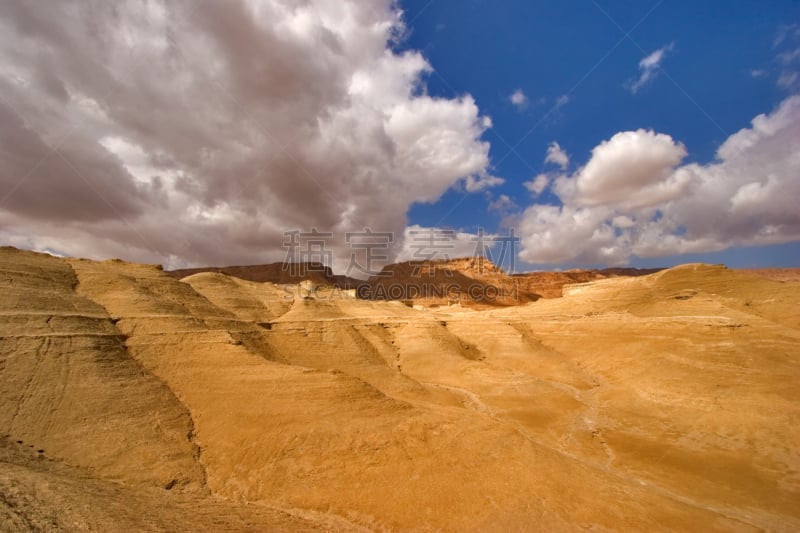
0,0 -> 499,268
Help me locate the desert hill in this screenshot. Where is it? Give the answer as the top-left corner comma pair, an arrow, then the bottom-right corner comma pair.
739,268 -> 800,282
511,266 -> 663,298
361,257 -> 540,307
167,261 -> 359,289
169,257 -> 661,307
363,259 -> 661,304
2,246 -> 799,530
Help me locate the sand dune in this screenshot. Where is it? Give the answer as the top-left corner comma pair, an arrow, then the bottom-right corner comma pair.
1,246 -> 798,530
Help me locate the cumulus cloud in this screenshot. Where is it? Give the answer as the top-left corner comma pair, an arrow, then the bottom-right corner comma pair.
0,0 -> 498,269
627,43 -> 673,94
544,142 -> 569,170
518,142 -> 568,199
518,96 -> 800,265
510,89 -> 528,109
564,129 -> 688,209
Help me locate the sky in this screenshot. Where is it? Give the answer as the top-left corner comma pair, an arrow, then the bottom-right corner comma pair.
0,0 -> 798,274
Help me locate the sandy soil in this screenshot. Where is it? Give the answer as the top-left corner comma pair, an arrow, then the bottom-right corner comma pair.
738,268 -> 800,282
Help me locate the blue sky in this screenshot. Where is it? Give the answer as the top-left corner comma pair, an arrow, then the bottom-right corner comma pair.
400,0 -> 800,269
0,1 -> 797,272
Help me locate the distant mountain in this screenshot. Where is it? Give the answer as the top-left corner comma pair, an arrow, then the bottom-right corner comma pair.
167,258 -> 663,307
360,258 -> 664,306
511,267 -> 663,299
362,257 -> 539,307
166,262 -> 360,289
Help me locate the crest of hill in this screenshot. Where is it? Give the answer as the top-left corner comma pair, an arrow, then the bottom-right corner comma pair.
523,263 -> 800,329
511,266 -> 663,298
164,255 -> 795,310
740,268 -> 800,282
362,257 -> 539,307
363,257 -> 661,306
166,262 -> 359,288
165,256 -> 663,307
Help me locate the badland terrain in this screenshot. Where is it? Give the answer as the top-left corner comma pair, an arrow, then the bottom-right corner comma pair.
1,246 -> 798,531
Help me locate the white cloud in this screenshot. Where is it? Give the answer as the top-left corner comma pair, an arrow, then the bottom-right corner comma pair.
778,70 -> 799,90
778,48 -> 800,64
518,204 -> 622,264
544,142 -> 569,170
612,215 -> 635,229
510,89 -> 528,108
774,24 -> 800,49
395,225 -> 490,263
565,129 -> 688,209
488,194 -> 516,214
756,26 -> 800,91
524,174 -> 550,196
627,43 -> 674,94
518,96 -> 800,265
464,173 -> 505,192
0,0 -> 499,269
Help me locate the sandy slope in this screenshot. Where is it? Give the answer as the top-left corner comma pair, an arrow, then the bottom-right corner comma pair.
1,247 -> 799,531
0,439 -> 336,532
